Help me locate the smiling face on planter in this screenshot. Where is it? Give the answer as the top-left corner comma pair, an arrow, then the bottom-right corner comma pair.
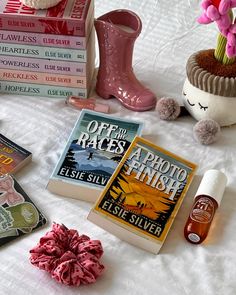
183,78 -> 236,127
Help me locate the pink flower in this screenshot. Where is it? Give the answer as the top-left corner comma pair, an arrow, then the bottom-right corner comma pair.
29,223 -> 105,286
226,43 -> 236,57
219,0 -> 231,14
198,0 -> 236,57
198,0 -> 232,33
226,32 -> 236,57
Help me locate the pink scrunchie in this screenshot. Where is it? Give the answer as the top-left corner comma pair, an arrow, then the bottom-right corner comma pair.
29,223 -> 105,286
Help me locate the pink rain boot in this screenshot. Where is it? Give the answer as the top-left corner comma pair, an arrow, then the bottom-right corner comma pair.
95,9 -> 157,111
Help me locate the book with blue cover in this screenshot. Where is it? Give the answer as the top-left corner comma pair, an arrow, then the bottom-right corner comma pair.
47,110 -> 143,202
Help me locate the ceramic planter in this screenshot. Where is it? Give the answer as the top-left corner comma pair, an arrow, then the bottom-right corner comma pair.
183,49 -> 236,127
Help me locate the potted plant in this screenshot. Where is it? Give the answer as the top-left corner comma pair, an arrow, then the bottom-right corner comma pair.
156,0 -> 236,144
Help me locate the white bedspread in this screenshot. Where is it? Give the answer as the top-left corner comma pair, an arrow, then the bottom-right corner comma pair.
1,0 -> 236,294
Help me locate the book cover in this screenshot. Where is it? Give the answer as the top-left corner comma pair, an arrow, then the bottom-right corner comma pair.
0,42 -> 87,62
0,69 -> 87,88
0,80 -> 89,98
0,29 -> 88,49
0,134 -> 32,176
0,26 -> 95,76
0,55 -> 88,75
88,136 -> 197,254
0,174 -> 47,247
0,0 -> 94,36
0,25 -> 95,63
47,110 -> 143,202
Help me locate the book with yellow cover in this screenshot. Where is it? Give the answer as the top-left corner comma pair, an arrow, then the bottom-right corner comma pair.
88,136 -> 197,254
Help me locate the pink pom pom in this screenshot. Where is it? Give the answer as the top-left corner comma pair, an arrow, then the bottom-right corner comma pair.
29,223 -> 105,286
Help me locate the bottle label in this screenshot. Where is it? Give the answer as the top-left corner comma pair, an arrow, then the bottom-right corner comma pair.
190,197 -> 215,224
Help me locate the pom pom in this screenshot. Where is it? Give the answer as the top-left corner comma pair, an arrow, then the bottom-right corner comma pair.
29,223 -> 105,286
193,119 -> 221,145
155,97 -> 181,120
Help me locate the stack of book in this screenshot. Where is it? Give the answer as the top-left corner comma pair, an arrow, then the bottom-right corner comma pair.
0,0 -> 95,98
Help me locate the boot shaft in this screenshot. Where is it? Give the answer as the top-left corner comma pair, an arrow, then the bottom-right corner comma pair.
95,10 -> 142,73
94,9 -> 157,112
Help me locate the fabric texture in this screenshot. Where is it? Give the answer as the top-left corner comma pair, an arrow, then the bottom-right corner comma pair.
1,1 -> 236,295
29,223 -> 104,286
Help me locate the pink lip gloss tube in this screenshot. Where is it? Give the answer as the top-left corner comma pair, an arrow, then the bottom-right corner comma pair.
66,96 -> 110,113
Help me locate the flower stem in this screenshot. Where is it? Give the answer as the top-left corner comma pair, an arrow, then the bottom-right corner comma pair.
214,9 -> 235,65
214,33 -> 235,65
214,33 -> 226,63
223,53 -> 235,65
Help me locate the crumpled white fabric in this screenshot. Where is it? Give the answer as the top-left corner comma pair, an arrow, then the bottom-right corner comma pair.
0,1 -> 236,295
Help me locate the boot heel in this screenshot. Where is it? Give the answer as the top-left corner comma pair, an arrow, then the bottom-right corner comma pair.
96,87 -> 113,100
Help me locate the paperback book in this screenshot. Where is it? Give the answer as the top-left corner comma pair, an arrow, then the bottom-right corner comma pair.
0,69 -> 88,88
0,174 -> 47,247
47,110 -> 143,202
0,55 -> 90,76
0,134 -> 32,176
88,136 -> 197,254
0,81 -> 89,98
0,28 -> 89,50
0,0 -> 94,36
0,42 -> 87,62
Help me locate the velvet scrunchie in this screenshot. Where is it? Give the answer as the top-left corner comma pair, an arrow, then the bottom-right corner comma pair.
29,223 -> 105,286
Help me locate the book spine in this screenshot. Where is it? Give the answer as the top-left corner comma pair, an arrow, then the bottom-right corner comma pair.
0,81 -> 88,98
0,55 -> 87,75
0,15 -> 86,36
0,69 -> 87,88
0,0 -> 94,36
0,43 -> 87,62
0,29 -> 87,49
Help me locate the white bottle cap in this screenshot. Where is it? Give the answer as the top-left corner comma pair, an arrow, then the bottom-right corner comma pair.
194,169 -> 227,206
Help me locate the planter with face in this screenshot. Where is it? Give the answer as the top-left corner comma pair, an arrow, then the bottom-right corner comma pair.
156,0 -> 236,145
183,49 -> 236,127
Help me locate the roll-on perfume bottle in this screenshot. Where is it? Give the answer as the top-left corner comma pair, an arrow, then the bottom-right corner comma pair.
66,96 -> 110,113
184,169 -> 227,244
